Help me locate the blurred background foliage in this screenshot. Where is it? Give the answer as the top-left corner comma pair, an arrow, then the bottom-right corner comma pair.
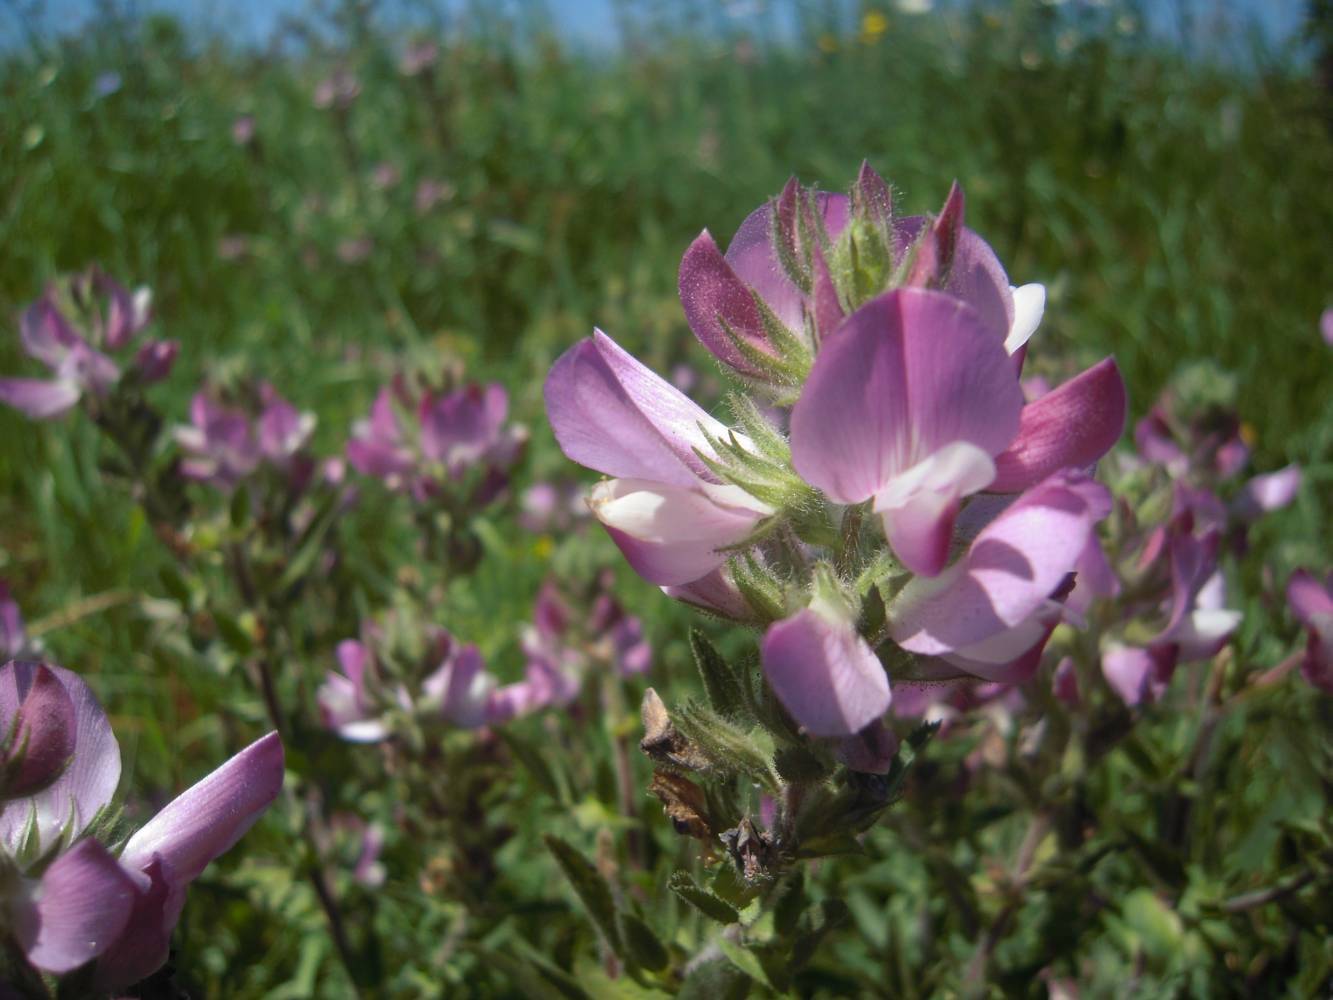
0,0 -> 1331,995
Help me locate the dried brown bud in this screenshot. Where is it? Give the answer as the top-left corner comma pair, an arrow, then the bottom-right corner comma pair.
721,817 -> 777,884
639,688 -> 708,771
649,770 -> 712,841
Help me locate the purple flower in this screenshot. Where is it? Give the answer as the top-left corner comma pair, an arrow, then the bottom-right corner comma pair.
174,393 -> 262,490
313,68 -> 360,110
0,655 -> 282,988
1287,569 -> 1333,694
888,470 -> 1112,679
678,167 -> 1051,381
175,386 -> 315,491
790,288 -> 1123,577
422,642 -> 492,728
0,272 -> 173,421
0,661 -> 120,855
1321,307 -> 1333,348
93,731 -> 283,990
762,596 -> 892,737
0,662 -> 76,800
346,381 -> 527,502
1101,644 -> 1177,707
414,179 -> 455,214
318,640 -> 392,742
544,330 -> 771,586
0,583 -> 31,660
400,39 -> 439,76
231,115 -> 256,146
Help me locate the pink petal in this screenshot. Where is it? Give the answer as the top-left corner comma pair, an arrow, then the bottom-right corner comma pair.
0,378 -> 81,419
1287,569 -> 1333,630
835,718 -> 898,774
544,331 -> 728,489
120,731 -> 283,883
679,230 -> 778,376
591,479 -> 769,587
790,288 -> 1022,505
0,662 -> 76,798
1321,308 -> 1333,347
133,339 -> 178,384
938,611 -> 1058,684
1102,645 -> 1174,706
93,855 -> 187,992
18,838 -> 137,974
1232,465 -> 1301,520
0,583 -> 26,659
0,662 -> 121,855
663,565 -> 754,621
990,358 -> 1127,492
761,608 -> 891,737
725,191 -> 850,333
19,298 -> 82,369
894,217 -> 1014,341
423,644 -> 492,728
890,471 -> 1111,655
876,442 -> 997,576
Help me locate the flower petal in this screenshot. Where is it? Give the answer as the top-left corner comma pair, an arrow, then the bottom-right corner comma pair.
990,358 -> 1127,493
0,662 -> 121,855
120,731 -> 284,883
0,662 -> 76,798
1232,464 -> 1301,520
791,288 -> 1022,505
1005,284 -> 1046,355
545,331 -> 728,488
894,218 -> 1014,341
725,192 -> 850,333
1288,569 -> 1333,629
0,378 -> 81,419
18,838 -> 137,974
889,471 -> 1111,655
591,479 -> 769,587
761,608 -> 891,737
679,230 -> 778,376
876,442 -> 997,576
92,855 -> 186,993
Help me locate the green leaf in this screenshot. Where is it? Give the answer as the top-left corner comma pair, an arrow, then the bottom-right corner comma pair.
773,744 -> 829,784
275,486 -> 343,592
617,912 -> 668,972
543,834 -> 625,960
718,938 -> 774,991
672,701 -> 777,790
773,870 -> 806,938
691,629 -> 747,719
668,870 -> 740,925
500,730 -> 567,804
677,959 -> 751,1000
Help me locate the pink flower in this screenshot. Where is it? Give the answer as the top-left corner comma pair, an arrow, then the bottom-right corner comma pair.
790,288 -> 1122,577
0,272 -> 172,421
1288,569 -> 1333,694
887,470 -> 1112,681
346,381 -> 527,503
0,657 -> 281,990
544,330 -> 772,586
762,596 -> 891,737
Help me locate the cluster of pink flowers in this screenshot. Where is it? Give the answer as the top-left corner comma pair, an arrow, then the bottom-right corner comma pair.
0,590 -> 281,991
318,576 -> 651,741
345,377 -> 527,505
174,382 -> 322,493
0,269 -> 176,420
545,164 -> 1128,744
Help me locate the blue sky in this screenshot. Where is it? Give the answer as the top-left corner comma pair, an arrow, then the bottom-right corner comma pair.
2,0 -> 1311,52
